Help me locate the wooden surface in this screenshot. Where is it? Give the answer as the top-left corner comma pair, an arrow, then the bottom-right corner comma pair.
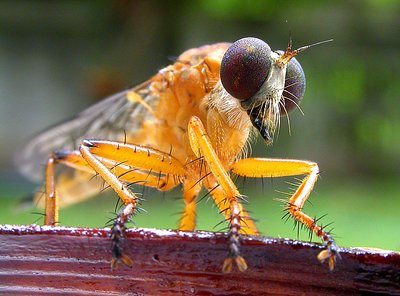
0,224 -> 399,295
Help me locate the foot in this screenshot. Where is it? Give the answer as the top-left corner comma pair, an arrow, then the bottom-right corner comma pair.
317,241 -> 340,271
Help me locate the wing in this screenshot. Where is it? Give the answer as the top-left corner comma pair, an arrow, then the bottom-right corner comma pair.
16,42 -> 232,183
15,79 -> 159,182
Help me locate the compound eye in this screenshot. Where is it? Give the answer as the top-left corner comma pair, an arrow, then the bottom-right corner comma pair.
220,37 -> 272,101
277,50 -> 306,114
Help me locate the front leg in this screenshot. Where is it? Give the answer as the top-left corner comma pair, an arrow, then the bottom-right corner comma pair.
187,116 -> 255,273
231,157 -> 339,270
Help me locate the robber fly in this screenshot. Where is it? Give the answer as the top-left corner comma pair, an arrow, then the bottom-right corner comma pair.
16,37 -> 338,272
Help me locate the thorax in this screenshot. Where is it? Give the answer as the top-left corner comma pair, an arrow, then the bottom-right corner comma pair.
132,43 -> 252,170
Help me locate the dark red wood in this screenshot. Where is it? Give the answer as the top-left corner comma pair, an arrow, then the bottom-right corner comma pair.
0,224 -> 399,295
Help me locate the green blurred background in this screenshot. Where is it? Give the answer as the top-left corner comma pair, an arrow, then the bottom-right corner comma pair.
0,1 -> 399,251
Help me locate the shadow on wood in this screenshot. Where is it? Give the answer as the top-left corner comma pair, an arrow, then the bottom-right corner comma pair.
0,224 -> 399,295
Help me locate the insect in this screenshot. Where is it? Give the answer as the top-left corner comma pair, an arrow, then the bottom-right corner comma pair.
16,36 -> 338,272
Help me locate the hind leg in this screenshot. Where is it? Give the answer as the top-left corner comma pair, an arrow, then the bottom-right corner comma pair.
231,157 -> 339,270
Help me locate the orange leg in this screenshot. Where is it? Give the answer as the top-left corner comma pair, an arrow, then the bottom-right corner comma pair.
204,179 -> 259,236
43,141 -> 185,269
55,149 -> 180,191
187,116 -> 252,273
81,140 -> 185,177
179,178 -> 202,231
231,157 -> 339,271
44,153 -> 58,226
43,149 -> 181,225
80,140 -> 186,269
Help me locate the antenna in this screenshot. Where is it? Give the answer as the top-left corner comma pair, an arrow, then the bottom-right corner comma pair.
293,39 -> 334,54
278,37 -> 333,66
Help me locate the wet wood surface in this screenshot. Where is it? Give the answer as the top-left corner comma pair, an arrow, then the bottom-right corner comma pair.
0,224 -> 399,295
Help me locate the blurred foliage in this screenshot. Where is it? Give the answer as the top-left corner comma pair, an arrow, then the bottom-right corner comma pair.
0,1 -> 399,250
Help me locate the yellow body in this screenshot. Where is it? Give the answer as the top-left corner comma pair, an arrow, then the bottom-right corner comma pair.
20,41 -> 338,272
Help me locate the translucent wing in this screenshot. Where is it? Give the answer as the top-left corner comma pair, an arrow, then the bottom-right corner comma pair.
16,80 -> 158,182
16,42 -> 231,183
